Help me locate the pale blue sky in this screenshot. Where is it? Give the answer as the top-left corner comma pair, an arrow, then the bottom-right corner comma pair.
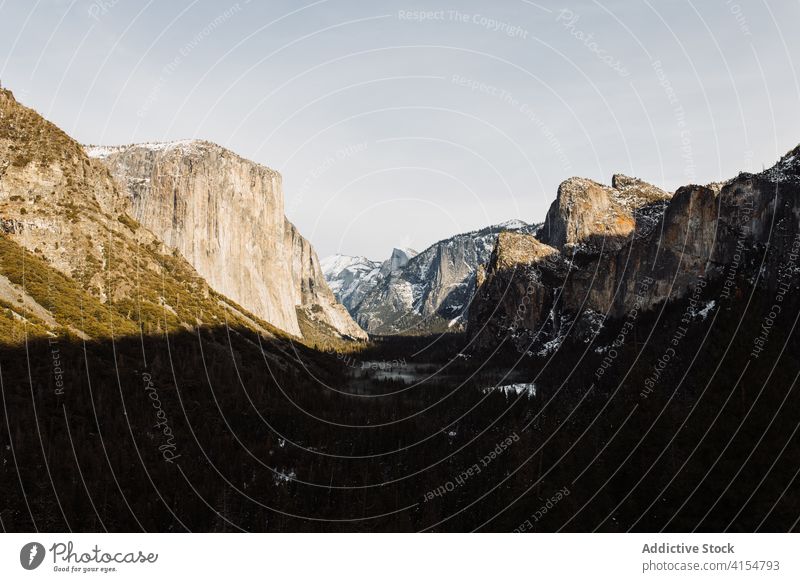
2,0 -> 799,259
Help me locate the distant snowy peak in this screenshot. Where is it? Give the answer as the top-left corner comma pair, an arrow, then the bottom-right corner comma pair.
394,247 -> 418,260
326,219 -> 539,334
320,254 -> 379,278
321,254 -> 383,315
384,247 -> 418,274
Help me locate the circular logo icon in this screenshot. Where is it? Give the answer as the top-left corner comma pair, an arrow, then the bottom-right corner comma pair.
20,542 -> 45,570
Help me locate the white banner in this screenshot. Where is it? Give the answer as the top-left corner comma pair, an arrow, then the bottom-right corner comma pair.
0,533 -> 797,581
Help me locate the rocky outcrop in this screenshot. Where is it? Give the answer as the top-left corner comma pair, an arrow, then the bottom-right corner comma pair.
468,232 -> 565,344
87,141 -> 366,340
284,219 -> 367,339
468,151 -> 800,352
537,174 -> 671,252
0,89 -> 129,287
381,247 -> 417,275
323,221 -> 539,334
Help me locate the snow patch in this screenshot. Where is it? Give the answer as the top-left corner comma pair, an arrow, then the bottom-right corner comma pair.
273,469 -> 296,485
697,300 -> 716,319
482,383 -> 537,398
84,140 -> 206,160
448,315 -> 464,328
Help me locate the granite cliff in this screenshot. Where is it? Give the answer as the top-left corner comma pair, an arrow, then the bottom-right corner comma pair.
469,150 -> 800,352
87,141 -> 366,340
0,87 -> 299,343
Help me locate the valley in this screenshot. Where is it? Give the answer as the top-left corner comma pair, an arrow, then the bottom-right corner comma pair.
1,85 -> 799,532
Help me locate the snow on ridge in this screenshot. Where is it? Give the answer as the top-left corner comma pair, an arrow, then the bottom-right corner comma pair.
495,219 -> 528,230
761,151 -> 800,183
132,139 -> 202,152
84,140 -> 209,160
404,220 -> 535,272
84,144 -> 128,159
321,254 -> 379,278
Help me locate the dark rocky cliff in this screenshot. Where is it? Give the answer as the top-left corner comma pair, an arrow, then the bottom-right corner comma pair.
469,149 -> 800,353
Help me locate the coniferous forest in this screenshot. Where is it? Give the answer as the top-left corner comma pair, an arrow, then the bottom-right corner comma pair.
2,275 -> 798,532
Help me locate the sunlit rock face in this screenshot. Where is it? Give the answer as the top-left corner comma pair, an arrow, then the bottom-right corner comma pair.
468,150 -> 800,352
0,88 -> 296,341
537,174 -> 671,253
89,140 -> 365,339
284,218 -> 367,340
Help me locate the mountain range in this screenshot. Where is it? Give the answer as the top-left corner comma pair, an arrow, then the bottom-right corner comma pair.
0,86 -> 364,348
468,155 -> 800,354
2,84 -> 800,533
4,82 -> 799,359
322,220 -> 540,334
324,141 -> 800,363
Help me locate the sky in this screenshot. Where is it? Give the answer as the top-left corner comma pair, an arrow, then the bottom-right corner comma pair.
1,0 -> 799,260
